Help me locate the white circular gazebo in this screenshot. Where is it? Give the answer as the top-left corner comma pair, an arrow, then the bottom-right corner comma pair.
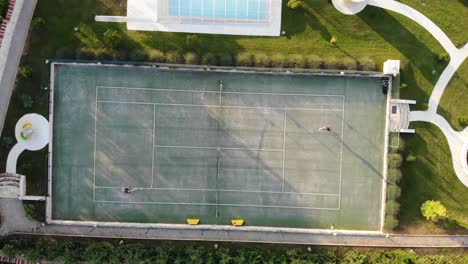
332,0 -> 369,15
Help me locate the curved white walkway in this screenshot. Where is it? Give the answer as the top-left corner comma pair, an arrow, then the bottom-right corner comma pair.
428,45 -> 468,113
333,0 -> 468,186
410,111 -> 468,186
368,0 -> 459,58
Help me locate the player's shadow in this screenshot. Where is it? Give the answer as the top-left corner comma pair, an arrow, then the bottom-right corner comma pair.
327,131 -> 383,180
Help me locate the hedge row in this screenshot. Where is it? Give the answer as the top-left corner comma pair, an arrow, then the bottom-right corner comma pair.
385,134 -> 406,231
70,48 -> 378,70
2,237 -> 467,263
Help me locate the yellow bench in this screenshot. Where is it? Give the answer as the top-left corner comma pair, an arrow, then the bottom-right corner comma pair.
186,218 -> 200,225
231,219 -> 244,226
22,122 -> 32,129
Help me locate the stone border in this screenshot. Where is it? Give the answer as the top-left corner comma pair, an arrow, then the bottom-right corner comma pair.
47,61 -> 390,234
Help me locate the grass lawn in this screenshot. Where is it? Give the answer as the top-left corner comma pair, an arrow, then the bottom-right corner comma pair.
399,122 -> 468,234
0,0 -> 466,232
438,60 -> 468,131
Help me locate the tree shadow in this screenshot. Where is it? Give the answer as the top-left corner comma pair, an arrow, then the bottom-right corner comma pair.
358,7 -> 445,85
282,1 -> 332,41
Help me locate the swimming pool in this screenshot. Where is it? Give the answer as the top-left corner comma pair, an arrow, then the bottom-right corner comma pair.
167,0 -> 269,21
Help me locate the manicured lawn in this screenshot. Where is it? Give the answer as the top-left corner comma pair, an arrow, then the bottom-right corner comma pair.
399,122 -> 468,234
401,0 -> 468,47
0,0 -> 466,232
438,60 -> 468,131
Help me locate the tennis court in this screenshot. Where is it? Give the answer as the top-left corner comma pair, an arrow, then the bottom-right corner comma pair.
50,63 -> 387,230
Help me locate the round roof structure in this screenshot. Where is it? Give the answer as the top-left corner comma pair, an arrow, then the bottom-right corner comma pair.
332,0 -> 369,15
14,113 -> 49,151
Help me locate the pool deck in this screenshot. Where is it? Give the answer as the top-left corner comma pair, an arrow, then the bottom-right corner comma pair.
96,0 -> 282,36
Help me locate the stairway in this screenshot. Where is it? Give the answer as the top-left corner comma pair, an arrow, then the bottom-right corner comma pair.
0,173 -> 20,198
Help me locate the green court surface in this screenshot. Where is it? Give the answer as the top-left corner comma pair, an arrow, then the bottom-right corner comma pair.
50,63 -> 387,230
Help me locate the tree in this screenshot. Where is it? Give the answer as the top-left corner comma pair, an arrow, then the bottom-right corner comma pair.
343,250 -> 370,264
421,200 -> 447,222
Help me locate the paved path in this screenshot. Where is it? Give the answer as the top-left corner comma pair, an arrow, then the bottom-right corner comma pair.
368,0 -> 459,58
333,0 -> 468,187
428,45 -> 468,113
0,198 -> 467,247
367,0 -> 468,186
0,0 -> 37,135
410,112 -> 468,186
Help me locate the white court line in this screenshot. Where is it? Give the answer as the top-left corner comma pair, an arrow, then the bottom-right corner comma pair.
338,96 -> 346,210
93,86 -> 346,210
96,85 -> 346,98
93,200 -> 341,210
93,87 -> 98,201
94,186 -> 340,196
151,104 -> 156,188
154,145 -> 283,152
96,100 -> 344,112
281,109 -> 287,192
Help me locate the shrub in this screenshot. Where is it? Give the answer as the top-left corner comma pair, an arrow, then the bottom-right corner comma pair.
76,48 -> 96,60
253,53 -> 271,67
457,116 -> 468,127
342,57 -> 358,70
384,215 -> 399,230
389,135 -> 405,153
103,29 -> 124,48
289,54 -> 307,68
20,66 -> 33,79
358,56 -> 377,71
184,52 -> 199,65
270,53 -> 288,68
129,49 -> 148,61
323,56 -> 343,70
236,52 -> 253,67
201,53 -> 217,65
96,49 -> 114,60
342,250 -> 369,264
387,168 -> 402,184
421,200 -> 447,222
148,49 -> 165,63
437,52 -> 450,62
19,94 -> 34,108
31,17 -> 46,30
406,153 -> 417,162
388,153 -> 403,168
386,184 -> 401,200
287,0 -> 304,9
165,51 -> 182,64
113,48 -> 128,61
305,54 -> 322,69
218,53 -> 233,66
386,200 -> 400,216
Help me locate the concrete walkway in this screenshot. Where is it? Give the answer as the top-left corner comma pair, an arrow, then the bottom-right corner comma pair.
0,0 -> 37,135
333,0 -> 468,187
428,46 -> 468,113
410,111 -> 468,186
367,0 -> 468,187
0,198 -> 467,247
368,0 -> 459,58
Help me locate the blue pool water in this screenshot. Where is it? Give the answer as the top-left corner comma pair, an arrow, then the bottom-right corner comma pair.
168,0 -> 268,20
